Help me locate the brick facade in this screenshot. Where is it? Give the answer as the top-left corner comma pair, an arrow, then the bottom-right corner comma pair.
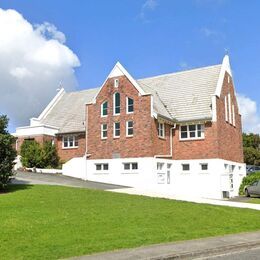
56,133 -> 86,162
86,73 -> 244,163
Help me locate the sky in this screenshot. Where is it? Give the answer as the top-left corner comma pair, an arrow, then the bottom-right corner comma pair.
0,0 -> 259,133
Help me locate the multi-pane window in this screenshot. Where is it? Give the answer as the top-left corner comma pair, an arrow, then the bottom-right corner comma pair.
101,101 -> 108,117
95,163 -> 109,171
101,124 -> 108,139
157,162 -> 164,170
123,162 -> 138,171
63,135 -> 78,148
126,121 -> 133,136
232,104 -> 235,126
182,164 -> 190,171
114,92 -> 120,115
114,122 -> 120,138
200,163 -> 208,171
127,97 -> 134,113
180,124 -> 204,140
224,96 -> 228,122
158,122 -> 165,138
114,78 -> 119,88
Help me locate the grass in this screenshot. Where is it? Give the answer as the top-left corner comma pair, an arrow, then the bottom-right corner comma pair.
248,197 -> 260,204
1,185 -> 260,260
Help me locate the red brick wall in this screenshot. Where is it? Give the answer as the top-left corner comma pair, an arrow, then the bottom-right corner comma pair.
56,133 -> 86,162
16,135 -> 54,152
216,72 -> 244,163
86,75 -> 155,159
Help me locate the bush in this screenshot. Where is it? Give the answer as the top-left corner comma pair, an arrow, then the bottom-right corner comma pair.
239,172 -> 260,195
20,140 -> 59,169
0,115 -> 17,189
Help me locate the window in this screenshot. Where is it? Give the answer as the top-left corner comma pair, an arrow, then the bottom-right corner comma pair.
224,96 -> 228,122
158,122 -> 165,138
232,104 -> 235,126
228,93 -> 232,124
200,163 -> 208,171
114,78 -> 119,88
180,124 -> 204,140
126,121 -> 133,137
101,101 -> 108,117
114,122 -> 120,138
123,162 -> 138,171
127,97 -> 134,113
101,124 -> 107,139
113,92 -> 120,115
95,163 -> 109,171
63,135 -> 78,148
182,164 -> 190,171
157,162 -> 164,170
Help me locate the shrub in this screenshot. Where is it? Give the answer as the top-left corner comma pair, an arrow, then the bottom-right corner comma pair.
20,140 -> 43,168
42,141 -> 60,168
239,172 -> 260,195
0,115 -> 17,189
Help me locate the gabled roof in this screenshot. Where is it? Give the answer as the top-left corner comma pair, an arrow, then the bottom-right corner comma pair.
40,88 -> 98,133
138,64 -> 222,122
29,56 -> 231,133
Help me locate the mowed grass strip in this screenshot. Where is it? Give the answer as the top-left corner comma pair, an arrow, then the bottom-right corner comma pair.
1,185 -> 260,260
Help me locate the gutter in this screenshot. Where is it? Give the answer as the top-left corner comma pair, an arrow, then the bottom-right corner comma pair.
154,124 -> 176,158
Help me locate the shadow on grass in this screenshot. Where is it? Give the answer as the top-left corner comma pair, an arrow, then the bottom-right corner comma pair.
0,183 -> 33,194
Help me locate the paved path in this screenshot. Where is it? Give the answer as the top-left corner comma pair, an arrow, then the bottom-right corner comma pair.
13,171 -> 126,190
70,231 -> 260,260
108,188 -> 260,211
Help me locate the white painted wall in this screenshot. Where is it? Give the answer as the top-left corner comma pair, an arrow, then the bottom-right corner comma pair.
62,156 -> 246,199
62,157 -> 87,180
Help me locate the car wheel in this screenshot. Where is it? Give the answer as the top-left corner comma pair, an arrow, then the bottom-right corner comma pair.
245,189 -> 250,197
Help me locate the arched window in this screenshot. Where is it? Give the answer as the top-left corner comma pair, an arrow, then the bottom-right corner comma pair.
113,92 -> 120,115
101,101 -> 108,117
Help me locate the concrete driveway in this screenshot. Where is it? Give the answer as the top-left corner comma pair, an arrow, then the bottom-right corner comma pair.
13,171 -> 127,190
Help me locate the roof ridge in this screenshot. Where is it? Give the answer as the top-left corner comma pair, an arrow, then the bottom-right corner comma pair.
67,87 -> 100,94
137,64 -> 222,81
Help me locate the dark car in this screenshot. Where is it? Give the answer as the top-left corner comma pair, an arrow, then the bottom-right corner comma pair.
245,180 -> 260,197
246,165 -> 260,176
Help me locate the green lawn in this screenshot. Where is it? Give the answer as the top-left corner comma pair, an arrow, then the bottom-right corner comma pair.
1,185 -> 260,260
248,198 -> 260,204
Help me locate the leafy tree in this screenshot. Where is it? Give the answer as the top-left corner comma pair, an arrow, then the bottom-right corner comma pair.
243,133 -> 260,150
20,140 -> 59,169
243,133 -> 260,166
42,141 -> 59,168
20,140 -> 43,168
0,115 -> 17,189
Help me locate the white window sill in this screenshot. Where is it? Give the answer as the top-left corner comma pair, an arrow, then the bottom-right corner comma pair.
113,136 -> 120,139
126,135 -> 133,138
62,146 -> 79,150
179,138 -> 204,142
126,111 -> 134,115
101,115 -> 108,118
101,138 -> 107,140
158,136 -> 166,140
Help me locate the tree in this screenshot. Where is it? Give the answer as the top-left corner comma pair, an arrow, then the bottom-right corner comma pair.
20,140 -> 43,168
20,140 -> 59,169
0,115 -> 17,189
243,133 -> 260,166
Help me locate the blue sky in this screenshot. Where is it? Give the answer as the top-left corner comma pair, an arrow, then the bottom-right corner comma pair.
1,0 -> 260,133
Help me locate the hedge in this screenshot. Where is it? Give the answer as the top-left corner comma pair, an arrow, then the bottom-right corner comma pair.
239,172 -> 260,195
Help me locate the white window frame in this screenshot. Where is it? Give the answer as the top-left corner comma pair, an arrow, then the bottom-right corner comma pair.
101,101 -> 108,117
114,78 -> 119,88
157,162 -> 164,171
126,97 -> 134,114
101,124 -> 108,140
224,96 -> 228,122
158,122 -> 165,138
232,104 -> 235,126
228,93 -> 232,124
62,135 -> 78,149
122,162 -> 138,173
179,124 -> 205,140
126,120 -> 134,137
113,92 -> 120,115
113,122 -> 120,138
95,163 -> 109,172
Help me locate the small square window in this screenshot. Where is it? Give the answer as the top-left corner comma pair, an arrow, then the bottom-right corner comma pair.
124,163 -> 130,170
201,163 -> 208,171
103,164 -> 109,170
96,164 -> 102,171
132,163 -> 138,170
182,164 -> 190,171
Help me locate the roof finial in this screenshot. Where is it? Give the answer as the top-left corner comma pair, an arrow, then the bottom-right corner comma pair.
56,81 -> 62,92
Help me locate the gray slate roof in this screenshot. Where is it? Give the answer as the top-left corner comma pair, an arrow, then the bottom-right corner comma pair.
39,64 -> 222,133
41,88 -> 98,133
138,64 -> 222,122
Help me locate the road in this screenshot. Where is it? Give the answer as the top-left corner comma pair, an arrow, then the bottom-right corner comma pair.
197,247 -> 260,260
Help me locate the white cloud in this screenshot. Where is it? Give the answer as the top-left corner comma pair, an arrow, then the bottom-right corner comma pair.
139,0 -> 158,23
237,94 -> 260,134
0,8 -> 80,129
